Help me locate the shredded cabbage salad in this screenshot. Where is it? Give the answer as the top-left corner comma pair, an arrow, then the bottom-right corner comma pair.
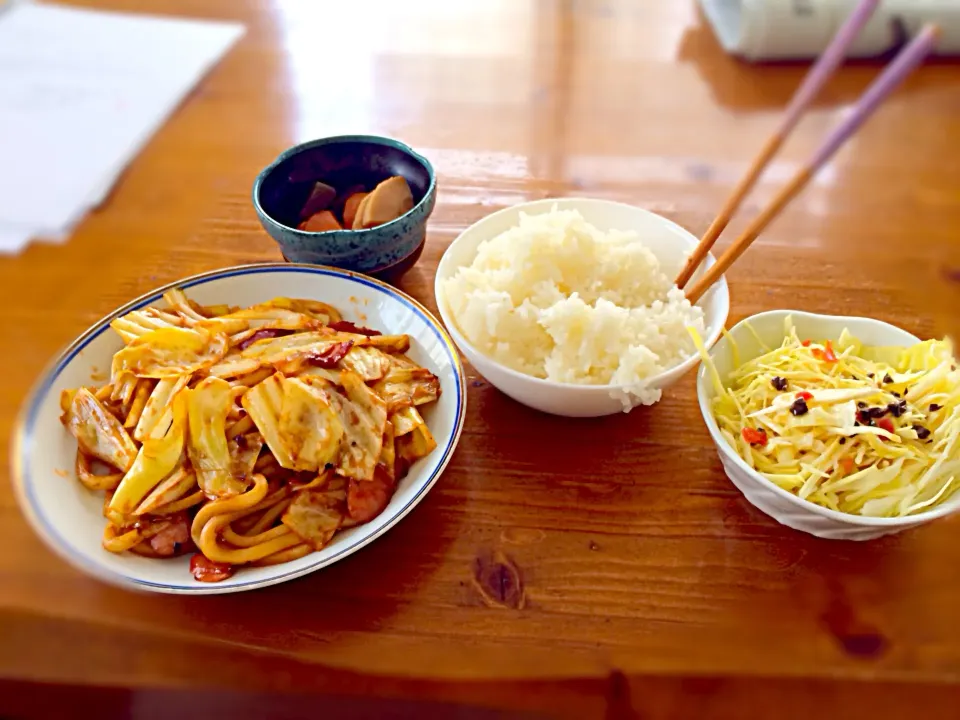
694,318 -> 960,517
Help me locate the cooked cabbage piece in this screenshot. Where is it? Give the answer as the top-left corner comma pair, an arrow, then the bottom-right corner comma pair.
374,366 -> 441,413
134,376 -> 188,441
109,390 -> 188,514
391,406 -> 425,437
134,464 -> 197,515
339,346 -> 392,381
63,389 -> 139,472
187,377 -> 248,498
278,376 -> 344,472
111,327 -> 229,379
241,372 -> 294,469
329,371 -> 387,481
281,476 -> 346,550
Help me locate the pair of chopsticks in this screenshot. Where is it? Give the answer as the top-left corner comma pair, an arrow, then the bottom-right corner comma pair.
679,0 -> 941,305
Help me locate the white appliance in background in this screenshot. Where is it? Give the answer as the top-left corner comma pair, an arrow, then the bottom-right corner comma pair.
699,0 -> 960,60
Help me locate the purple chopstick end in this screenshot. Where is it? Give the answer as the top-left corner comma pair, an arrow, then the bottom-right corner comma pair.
781,0 -> 882,127
809,23 -> 941,169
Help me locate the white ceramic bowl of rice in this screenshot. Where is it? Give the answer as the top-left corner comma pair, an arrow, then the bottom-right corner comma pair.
435,198 -> 730,417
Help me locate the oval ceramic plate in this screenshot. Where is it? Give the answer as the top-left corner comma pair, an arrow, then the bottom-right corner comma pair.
12,264 -> 466,594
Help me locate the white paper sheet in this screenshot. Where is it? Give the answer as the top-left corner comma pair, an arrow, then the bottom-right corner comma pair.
0,1 -> 244,250
0,225 -> 33,254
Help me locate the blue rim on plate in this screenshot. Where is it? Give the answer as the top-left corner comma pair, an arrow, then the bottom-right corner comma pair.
11,263 -> 467,594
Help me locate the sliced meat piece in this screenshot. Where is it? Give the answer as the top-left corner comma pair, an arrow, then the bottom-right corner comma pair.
147,512 -> 191,557
347,467 -> 396,524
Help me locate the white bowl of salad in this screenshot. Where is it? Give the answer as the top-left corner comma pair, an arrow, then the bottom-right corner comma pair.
694,310 -> 960,540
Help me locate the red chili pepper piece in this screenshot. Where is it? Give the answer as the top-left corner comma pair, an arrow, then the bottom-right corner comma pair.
802,340 -> 812,347
796,391 -> 814,402
741,427 -> 768,446
329,320 -> 382,337
840,457 -> 857,474
810,340 -> 838,363
237,328 -> 294,351
304,340 -> 354,369
823,340 -> 838,363
877,417 -> 896,434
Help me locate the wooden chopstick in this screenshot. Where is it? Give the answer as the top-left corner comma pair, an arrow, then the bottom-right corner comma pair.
684,24 -> 942,306
675,0 -> 881,290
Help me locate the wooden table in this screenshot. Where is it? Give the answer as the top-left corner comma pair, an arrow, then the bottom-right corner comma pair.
2,1 -> 959,718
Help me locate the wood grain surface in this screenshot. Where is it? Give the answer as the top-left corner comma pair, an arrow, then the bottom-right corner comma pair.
1,0 -> 959,718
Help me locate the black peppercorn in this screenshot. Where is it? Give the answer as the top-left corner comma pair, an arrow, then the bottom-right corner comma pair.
771,376 -> 788,391
930,404 -> 943,412
913,425 -> 931,440
883,374 -> 894,384
790,398 -> 809,416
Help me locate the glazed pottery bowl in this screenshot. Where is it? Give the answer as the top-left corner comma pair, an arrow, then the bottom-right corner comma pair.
253,135 -> 436,278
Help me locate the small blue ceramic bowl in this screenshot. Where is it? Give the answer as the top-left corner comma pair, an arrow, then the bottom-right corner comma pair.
252,135 -> 436,278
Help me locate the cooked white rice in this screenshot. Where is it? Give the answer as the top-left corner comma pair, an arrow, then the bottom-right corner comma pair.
442,208 -> 705,405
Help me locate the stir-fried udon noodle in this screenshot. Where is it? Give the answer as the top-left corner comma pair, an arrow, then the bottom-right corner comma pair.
694,319 -> 959,517
59,290 -> 441,582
